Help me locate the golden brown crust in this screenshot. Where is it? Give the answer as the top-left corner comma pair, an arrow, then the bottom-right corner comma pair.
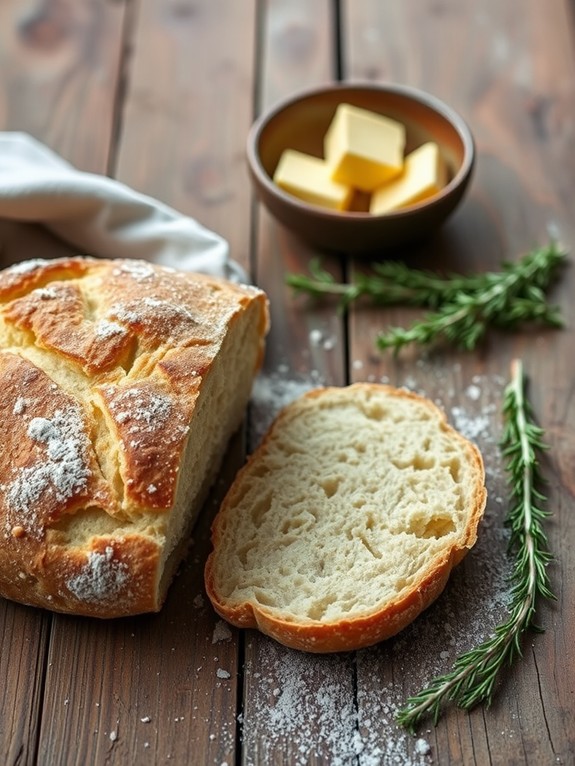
206,545 -> 458,652
0,532 -> 161,618
0,352 -> 116,536
97,379 -> 196,510
205,383 -> 487,653
0,256 -> 268,617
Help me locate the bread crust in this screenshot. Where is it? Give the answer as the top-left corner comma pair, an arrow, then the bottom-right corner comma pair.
205,383 -> 487,653
0,256 -> 268,617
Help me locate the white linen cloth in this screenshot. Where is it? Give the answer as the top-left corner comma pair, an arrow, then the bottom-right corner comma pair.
0,132 -> 245,281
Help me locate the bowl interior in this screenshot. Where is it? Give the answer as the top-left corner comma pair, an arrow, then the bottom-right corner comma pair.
255,85 -> 469,216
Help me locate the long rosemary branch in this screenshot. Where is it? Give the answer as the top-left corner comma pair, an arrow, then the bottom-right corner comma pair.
396,359 -> 555,733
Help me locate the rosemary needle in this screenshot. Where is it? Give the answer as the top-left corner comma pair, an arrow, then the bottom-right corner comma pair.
396,359 -> 555,733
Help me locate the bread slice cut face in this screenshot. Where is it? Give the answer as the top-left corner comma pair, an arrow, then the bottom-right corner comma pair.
0,257 -> 268,617
205,384 -> 487,652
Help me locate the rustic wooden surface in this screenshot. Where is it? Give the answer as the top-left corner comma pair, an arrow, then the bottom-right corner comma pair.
0,1 -> 574,764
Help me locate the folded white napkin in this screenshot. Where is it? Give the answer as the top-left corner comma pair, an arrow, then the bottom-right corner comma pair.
0,132 -> 246,281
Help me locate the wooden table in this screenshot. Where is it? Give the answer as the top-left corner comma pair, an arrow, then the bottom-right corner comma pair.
1,1 -> 574,764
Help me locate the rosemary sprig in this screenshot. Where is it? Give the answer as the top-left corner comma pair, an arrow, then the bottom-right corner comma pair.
286,258 -> 467,310
396,359 -> 555,733
286,243 -> 566,351
376,248 -> 565,351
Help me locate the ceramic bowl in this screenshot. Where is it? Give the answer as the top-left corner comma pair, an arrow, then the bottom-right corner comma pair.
246,82 -> 475,253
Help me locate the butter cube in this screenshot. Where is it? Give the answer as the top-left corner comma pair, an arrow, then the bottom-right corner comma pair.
369,142 -> 447,215
273,149 -> 353,211
324,104 -> 406,192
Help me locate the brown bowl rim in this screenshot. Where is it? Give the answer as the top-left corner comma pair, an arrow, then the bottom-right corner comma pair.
246,81 -> 475,222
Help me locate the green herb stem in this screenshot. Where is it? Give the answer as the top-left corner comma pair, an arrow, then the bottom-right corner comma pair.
286,243 -> 566,351
396,358 -> 554,733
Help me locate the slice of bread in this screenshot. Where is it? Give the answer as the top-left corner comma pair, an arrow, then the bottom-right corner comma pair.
205,383 -> 487,652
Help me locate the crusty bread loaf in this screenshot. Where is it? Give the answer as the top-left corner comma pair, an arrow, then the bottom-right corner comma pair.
205,384 -> 486,652
0,256 -> 268,618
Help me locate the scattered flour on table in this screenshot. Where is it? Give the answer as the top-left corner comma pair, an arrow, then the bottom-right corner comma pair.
242,640 -> 431,766
465,383 -> 481,401
193,593 -> 205,609
309,327 -> 337,351
212,620 -> 232,644
12,396 -> 29,415
309,328 -> 323,346
251,370 -> 322,415
415,739 -> 432,756
450,404 -> 495,442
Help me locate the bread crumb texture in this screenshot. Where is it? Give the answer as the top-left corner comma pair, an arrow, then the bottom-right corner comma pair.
206,384 -> 486,652
0,257 -> 268,617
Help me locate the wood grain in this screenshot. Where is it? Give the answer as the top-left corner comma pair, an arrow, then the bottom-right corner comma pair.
344,1 -> 575,763
0,603 -> 51,766
114,0 -> 257,273
0,0 -> 128,170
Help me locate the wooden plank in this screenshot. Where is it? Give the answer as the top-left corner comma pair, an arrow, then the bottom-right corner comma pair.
0,3 -> 128,763
0,222 -> 77,269
242,1 -> 359,764
344,1 -> 575,763
36,2 -> 259,764
0,603 -> 51,766
114,0 -> 257,273
0,0 -> 127,170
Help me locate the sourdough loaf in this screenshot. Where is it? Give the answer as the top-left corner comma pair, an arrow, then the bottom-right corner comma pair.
0,256 -> 268,617
205,384 -> 486,652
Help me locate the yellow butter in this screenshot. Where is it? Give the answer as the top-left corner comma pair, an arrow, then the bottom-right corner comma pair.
369,142 -> 447,215
324,103 -> 406,192
273,149 -> 353,211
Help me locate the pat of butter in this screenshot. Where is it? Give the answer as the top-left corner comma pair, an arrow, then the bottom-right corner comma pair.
273,149 -> 353,211
324,103 -> 406,192
369,142 -> 447,215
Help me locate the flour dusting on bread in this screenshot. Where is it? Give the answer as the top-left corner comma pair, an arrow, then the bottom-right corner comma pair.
67,546 -> 129,603
4,404 -> 91,537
